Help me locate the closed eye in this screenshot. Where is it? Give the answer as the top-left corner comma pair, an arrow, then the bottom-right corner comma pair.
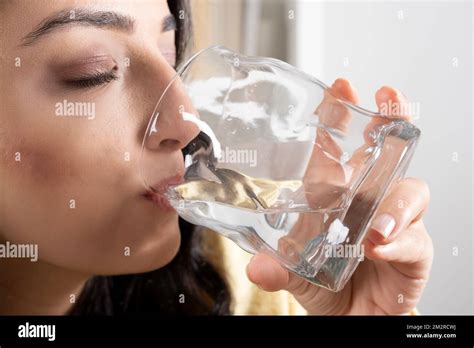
63,69 -> 119,89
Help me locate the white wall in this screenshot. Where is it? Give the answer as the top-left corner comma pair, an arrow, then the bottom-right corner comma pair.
192,0 -> 473,314
310,1 -> 473,315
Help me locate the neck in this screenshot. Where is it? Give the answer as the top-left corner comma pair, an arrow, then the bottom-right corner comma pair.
0,257 -> 89,315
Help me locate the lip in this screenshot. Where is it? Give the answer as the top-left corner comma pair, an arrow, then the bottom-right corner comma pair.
142,175 -> 184,212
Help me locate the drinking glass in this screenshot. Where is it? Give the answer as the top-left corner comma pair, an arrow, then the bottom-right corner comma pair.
140,45 -> 420,292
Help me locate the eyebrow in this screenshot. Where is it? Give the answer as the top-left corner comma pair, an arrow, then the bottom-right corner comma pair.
21,8 -> 176,46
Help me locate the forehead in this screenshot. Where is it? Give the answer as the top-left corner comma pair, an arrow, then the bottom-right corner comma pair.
2,0 -> 172,48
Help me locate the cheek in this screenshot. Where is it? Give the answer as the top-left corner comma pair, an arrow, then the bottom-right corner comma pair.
2,102 -> 82,190
3,134 -> 82,193
2,94 -> 136,193
3,129 -> 136,203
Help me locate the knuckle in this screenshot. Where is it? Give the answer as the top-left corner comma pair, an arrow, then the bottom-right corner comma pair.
410,222 -> 432,260
382,191 -> 411,215
399,177 -> 431,204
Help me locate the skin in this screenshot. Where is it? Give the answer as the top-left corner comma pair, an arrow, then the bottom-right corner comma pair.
0,0 -> 432,315
0,0 -> 196,314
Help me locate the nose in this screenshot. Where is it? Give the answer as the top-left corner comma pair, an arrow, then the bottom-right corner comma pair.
143,66 -> 200,153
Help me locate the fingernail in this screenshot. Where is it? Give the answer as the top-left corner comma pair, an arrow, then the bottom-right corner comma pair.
371,213 -> 396,238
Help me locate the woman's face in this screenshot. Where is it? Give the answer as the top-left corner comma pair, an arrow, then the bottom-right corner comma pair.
0,1 -> 198,275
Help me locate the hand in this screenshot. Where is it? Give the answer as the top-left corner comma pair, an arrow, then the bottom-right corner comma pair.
246,80 -> 433,315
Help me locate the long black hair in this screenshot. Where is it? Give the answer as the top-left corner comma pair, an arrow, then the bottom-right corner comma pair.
68,0 -> 231,315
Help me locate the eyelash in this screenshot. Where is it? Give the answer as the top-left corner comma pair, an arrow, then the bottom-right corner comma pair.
64,70 -> 119,89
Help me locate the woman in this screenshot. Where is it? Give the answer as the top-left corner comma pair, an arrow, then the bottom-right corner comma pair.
0,0 -> 432,315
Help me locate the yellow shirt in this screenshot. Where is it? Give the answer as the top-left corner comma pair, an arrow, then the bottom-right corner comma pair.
201,228 -> 307,315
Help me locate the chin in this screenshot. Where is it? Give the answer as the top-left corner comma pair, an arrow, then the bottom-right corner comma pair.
89,217 -> 183,276
127,220 -> 182,274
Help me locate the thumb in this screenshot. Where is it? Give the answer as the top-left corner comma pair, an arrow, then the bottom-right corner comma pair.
246,253 -> 289,292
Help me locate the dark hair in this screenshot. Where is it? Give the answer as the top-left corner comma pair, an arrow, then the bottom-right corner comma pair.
68,0 -> 231,315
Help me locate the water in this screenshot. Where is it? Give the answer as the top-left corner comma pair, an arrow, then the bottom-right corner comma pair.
165,168 -> 361,289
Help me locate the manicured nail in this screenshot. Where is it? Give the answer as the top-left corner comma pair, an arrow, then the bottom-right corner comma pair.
371,213 -> 396,238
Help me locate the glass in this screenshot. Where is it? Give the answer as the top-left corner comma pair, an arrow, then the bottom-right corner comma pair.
140,45 -> 420,292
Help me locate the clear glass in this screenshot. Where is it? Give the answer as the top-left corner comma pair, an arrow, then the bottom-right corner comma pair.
140,45 -> 420,292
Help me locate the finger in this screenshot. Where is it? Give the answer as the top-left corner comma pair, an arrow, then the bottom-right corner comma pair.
305,78 -> 360,188
246,253 -> 289,292
375,86 -> 412,121
314,127 -> 343,163
365,177 -> 430,245
304,128 -> 346,188
329,78 -> 360,103
316,78 -> 359,134
362,86 -> 412,144
246,252 -> 313,297
363,220 -> 433,278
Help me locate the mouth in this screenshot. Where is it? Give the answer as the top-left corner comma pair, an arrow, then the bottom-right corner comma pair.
142,174 -> 184,212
